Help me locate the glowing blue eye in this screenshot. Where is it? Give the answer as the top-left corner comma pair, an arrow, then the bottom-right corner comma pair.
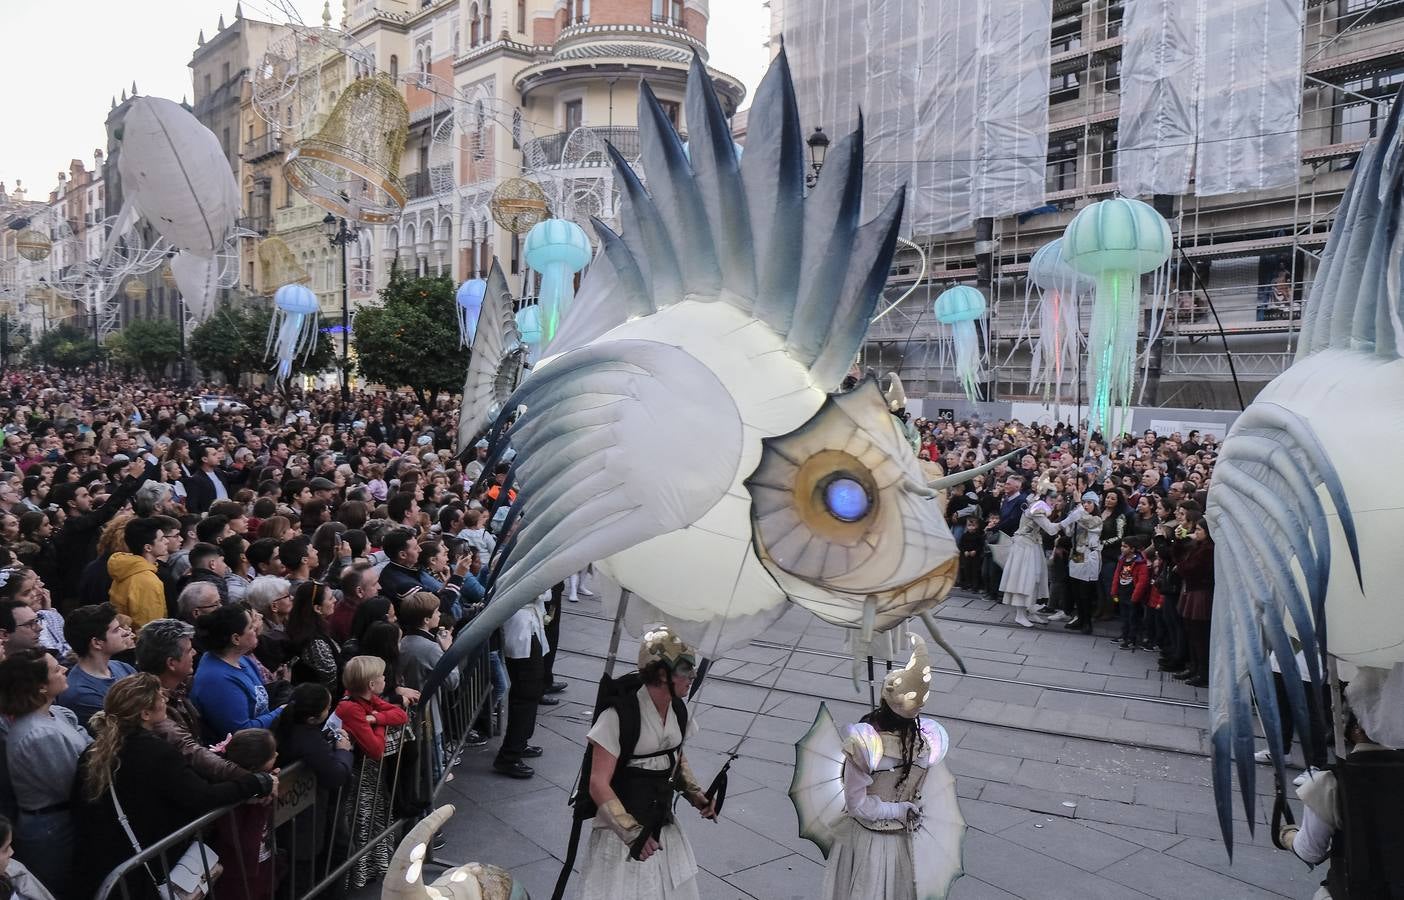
824,476 -> 870,522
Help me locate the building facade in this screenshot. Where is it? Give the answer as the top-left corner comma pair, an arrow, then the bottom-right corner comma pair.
772,0 -> 1402,412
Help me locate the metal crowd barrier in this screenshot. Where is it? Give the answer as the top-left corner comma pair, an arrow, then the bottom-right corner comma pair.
94,645 -> 493,900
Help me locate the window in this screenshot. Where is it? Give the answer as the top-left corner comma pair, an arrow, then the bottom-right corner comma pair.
517,0 -> 525,33
471,3 -> 481,44
568,0 -> 588,24
390,55 -> 399,80
204,73 -> 211,96
659,99 -> 681,129
511,231 -> 520,275
1046,138 -> 1078,193
564,99 -> 583,132
453,28 -> 460,56
485,1 -> 492,37
1098,131 -> 1118,185
222,62 -> 230,83
1334,68 -> 1404,143
222,126 -> 231,158
1050,70 -> 1079,100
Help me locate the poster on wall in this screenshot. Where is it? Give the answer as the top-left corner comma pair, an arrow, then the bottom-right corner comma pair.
1148,419 -> 1230,441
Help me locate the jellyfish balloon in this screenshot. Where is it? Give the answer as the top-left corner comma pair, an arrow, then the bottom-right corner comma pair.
515,305 -> 543,362
934,285 -> 988,401
522,218 -> 591,344
267,283 -> 320,384
1025,238 -> 1093,414
456,278 -> 486,347
1061,197 -> 1171,435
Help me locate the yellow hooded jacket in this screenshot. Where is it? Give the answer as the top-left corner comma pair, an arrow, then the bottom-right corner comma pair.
108,552 -> 166,628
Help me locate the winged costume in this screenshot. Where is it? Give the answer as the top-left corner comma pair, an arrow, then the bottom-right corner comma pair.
1205,80 -> 1404,869
791,636 -> 965,900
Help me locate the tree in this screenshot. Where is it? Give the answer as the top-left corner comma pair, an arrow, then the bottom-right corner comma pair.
351,268 -> 469,407
109,317 -> 182,378
29,323 -> 102,370
190,301 -> 335,385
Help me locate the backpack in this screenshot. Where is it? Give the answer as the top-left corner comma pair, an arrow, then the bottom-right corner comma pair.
568,670 -> 689,822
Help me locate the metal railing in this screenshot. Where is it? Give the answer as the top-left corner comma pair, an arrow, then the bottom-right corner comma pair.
95,645 -> 493,900
244,133 -> 283,161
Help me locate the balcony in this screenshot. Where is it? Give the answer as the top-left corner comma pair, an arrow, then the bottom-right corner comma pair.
243,132 -> 283,163
523,126 -> 686,168
237,215 -> 271,236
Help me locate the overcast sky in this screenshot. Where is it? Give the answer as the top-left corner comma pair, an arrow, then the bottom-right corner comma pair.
0,0 -> 771,199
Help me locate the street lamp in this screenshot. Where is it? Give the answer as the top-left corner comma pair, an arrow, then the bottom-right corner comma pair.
806,126 -> 830,189
321,212 -> 360,403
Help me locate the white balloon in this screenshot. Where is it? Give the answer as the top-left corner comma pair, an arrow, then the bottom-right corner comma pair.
114,97 -> 239,255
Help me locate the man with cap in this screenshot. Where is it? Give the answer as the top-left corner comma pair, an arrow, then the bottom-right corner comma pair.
308,476 -> 337,505
464,438 -> 489,483
577,624 -> 716,899
66,439 -> 100,474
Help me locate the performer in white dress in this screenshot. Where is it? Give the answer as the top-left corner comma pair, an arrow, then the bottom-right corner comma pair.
579,625 -> 716,900
820,636 -> 965,900
999,480 -> 1061,627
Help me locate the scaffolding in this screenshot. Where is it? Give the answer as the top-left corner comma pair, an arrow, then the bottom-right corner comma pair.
860,0 -> 1404,412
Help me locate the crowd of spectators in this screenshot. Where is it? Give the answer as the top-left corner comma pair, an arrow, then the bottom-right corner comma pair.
0,363 -> 1230,900
0,366 -> 512,900
920,415 -> 1219,688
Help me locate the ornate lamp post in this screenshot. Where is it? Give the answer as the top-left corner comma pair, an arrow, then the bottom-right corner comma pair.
321,213 -> 360,402
806,126 -> 830,189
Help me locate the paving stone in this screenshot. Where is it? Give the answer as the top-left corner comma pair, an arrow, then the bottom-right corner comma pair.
1079,818 -> 1188,852
962,830 -> 1156,900
1034,690 -> 1130,719
945,746 -> 1024,783
979,781 -> 1080,818
1166,836 -> 1321,898
720,852 -> 826,900
1098,847 -> 1294,900
1011,758 -> 1138,803
957,796 -> 1038,834
949,876 -> 1023,899
995,816 -> 1143,872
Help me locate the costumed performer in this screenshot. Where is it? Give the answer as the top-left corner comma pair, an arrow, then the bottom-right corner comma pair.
822,635 -> 964,900
1059,491 -> 1102,634
1277,668 -> 1404,899
999,480 -> 1060,627
579,624 -> 717,900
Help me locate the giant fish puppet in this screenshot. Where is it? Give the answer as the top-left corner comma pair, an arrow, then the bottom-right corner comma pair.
1205,83 -> 1404,855
429,50 -> 997,691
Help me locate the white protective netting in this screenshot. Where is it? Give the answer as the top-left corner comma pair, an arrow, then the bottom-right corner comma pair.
1119,0 -> 1304,198
1195,0 -> 1304,196
782,0 -> 1053,235
1118,0 -> 1199,197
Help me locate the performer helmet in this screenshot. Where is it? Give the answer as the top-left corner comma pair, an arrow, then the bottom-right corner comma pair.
881,634 -> 932,718
638,623 -> 697,675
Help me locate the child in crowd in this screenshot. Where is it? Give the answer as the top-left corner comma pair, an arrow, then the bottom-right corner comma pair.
335,656 -> 409,888
211,729 -> 280,900
956,517 -> 985,591
1143,544 -> 1165,653
1115,536 -> 1151,649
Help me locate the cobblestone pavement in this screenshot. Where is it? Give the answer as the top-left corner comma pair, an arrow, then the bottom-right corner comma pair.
429,592 -> 1322,899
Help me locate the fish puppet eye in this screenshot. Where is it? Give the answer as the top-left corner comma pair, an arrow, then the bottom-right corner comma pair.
745,378 -> 957,631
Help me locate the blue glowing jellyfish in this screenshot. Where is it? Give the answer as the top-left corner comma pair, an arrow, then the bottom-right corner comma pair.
523,218 -> 592,345
935,285 -> 988,401
267,283 -> 319,384
456,278 -> 487,347
1062,197 -> 1171,435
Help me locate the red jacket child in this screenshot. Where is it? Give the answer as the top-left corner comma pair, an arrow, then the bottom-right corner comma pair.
1114,549 -> 1151,606
336,693 -> 410,760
